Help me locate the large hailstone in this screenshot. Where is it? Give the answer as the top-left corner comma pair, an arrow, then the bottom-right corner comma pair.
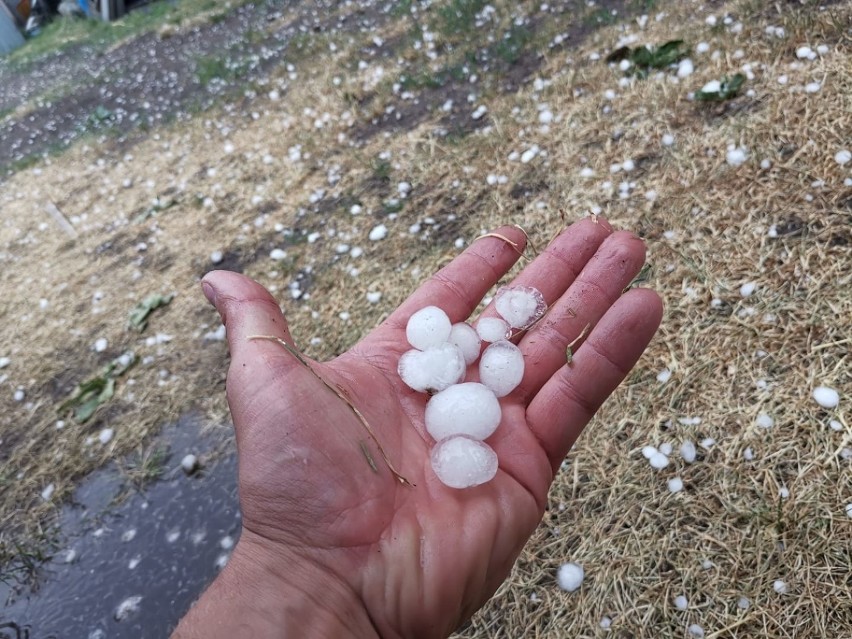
476,317 -> 510,342
494,286 -> 547,329
406,306 -> 452,350
448,322 -> 481,365
479,340 -> 525,397
556,562 -> 584,592
425,382 -> 502,441
430,435 -> 498,489
398,344 -> 466,393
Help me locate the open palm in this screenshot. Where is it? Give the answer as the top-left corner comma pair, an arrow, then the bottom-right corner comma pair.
180,218 -> 661,638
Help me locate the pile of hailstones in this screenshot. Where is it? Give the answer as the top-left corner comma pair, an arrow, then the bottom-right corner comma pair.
398,286 -> 546,489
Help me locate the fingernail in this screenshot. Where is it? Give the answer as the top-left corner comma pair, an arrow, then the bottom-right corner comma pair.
201,281 -> 217,306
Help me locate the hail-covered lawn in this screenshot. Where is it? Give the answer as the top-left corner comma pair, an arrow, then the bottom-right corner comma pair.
1,0 -> 850,635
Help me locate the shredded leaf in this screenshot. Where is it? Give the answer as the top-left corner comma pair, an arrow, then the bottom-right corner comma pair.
59,353 -> 136,422
695,73 -> 746,101
128,293 -> 175,331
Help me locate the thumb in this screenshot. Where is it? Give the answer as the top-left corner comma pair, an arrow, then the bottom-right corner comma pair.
201,270 -> 305,400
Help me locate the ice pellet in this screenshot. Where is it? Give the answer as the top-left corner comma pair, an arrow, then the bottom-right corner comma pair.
674,595 -> 688,610
425,382 -> 501,441
680,440 -> 697,463
398,344 -> 466,393
448,322 -> 481,365
479,340 -> 524,397
406,306 -> 452,350
812,386 -> 839,409
476,317 -> 510,342
494,286 -> 547,329
430,435 -> 498,489
556,562 -> 584,592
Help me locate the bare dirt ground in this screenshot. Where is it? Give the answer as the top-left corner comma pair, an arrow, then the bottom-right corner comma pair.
1,0 -> 850,636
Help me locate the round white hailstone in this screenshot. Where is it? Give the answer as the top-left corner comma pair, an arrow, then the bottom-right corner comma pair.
405,306 -> 452,350
779,487 -> 789,499
681,440 -> 697,463
600,616 -> 612,630
662,133 -> 675,146
795,45 -> 814,60
744,447 -> 755,461
269,248 -> 288,261
726,147 -> 748,167
0,356 -> 10,368
13,388 -> 25,402
94,338 -> 109,353
476,317 -> 510,342
668,477 -> 684,493
845,503 -> 852,518
368,224 -> 388,241
687,624 -> 705,638
674,595 -> 688,610
659,442 -> 673,456
41,483 -> 55,501
812,386 -> 839,409
677,58 -> 694,78
835,150 -> 852,165
114,595 -> 143,621
539,109 -> 554,124
398,182 -> 411,196
701,80 -> 721,94
425,382 -> 501,441
738,596 -> 751,610
755,412 -> 774,429
448,322 -> 481,365
398,344 -> 466,394
210,250 -> 224,264
430,435 -> 498,489
479,340 -> 525,398
642,445 -> 658,460
98,428 -> 114,445
494,286 -> 547,329
556,562 -> 584,592
649,452 -> 669,470
657,368 -> 672,383
350,204 -> 362,215
739,281 -> 756,297
181,454 -> 199,474
219,535 -> 234,550
366,291 -> 382,304
773,580 -> 787,594
833,419 -> 846,431
805,82 -> 821,94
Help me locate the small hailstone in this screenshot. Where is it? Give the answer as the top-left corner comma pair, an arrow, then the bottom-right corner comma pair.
804,82 -> 821,94
430,435 -> 498,489
795,46 -> 815,60
657,368 -> 672,383
642,445 -> 658,460
41,483 -> 55,501
128,557 -> 141,570
121,528 -> 137,542
696,42 -> 710,54
680,440 -> 697,463
539,109 -> 554,124
812,386 -> 839,409
471,105 -> 487,120
662,133 -> 675,146
649,452 -> 669,470
479,341 -> 524,398
739,282 -> 756,297
63,548 -> 77,564
773,580 -> 787,594
658,442 -> 672,456
366,291 -> 382,304
701,80 -> 721,94
738,596 -> 750,610
779,487 -> 789,499
726,147 -> 748,167
269,248 -> 288,261
667,477 -> 684,493
556,562 -> 584,592
755,413 -> 774,429
425,382 -> 501,441
674,595 -> 688,610
494,286 -> 547,329
600,616 -> 612,629
835,150 -> 851,165
98,428 -> 114,445
476,317 -> 510,342
448,323 -> 481,365
700,437 -> 716,449
829,420 -> 843,432
215,553 -> 230,569
0,356 -> 9,369
687,624 -> 705,638
398,182 -> 411,196
219,535 -> 234,550
13,388 -> 25,402
181,454 -> 199,474
845,503 -> 852,518
580,167 -> 596,178
702,559 -> 713,570
368,224 -> 388,241
406,306 -> 452,350
398,344 -> 466,394
744,447 -> 754,461
94,338 -> 108,352
210,250 -> 224,264
677,58 -> 694,78
114,595 -> 143,621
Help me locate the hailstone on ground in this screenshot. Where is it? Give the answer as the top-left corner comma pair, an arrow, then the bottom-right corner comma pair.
479,340 -> 525,397
556,562 -> 584,592
406,306 -> 452,350
494,286 -> 547,329
425,382 -> 502,441
430,435 -> 498,489
812,386 -> 839,409
398,344 -> 466,393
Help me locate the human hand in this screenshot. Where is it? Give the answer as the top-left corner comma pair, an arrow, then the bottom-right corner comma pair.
173,217 -> 662,638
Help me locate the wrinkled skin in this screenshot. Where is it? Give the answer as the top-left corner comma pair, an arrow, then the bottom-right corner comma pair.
177,219 -> 662,638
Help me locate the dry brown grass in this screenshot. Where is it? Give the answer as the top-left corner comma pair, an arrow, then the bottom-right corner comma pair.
1,0 -> 850,634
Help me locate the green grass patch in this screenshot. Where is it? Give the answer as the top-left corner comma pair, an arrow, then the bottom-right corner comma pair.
433,0 -> 488,38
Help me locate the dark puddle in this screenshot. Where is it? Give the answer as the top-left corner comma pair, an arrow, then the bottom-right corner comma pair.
0,415 -> 240,638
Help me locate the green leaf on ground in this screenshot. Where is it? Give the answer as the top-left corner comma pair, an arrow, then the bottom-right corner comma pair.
606,40 -> 689,76
59,353 -> 136,423
695,74 -> 746,101
128,293 -> 175,331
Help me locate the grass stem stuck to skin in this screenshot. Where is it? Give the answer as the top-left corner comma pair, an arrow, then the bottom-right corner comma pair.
565,323 -> 591,365
248,335 -> 412,486
474,232 -> 529,261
